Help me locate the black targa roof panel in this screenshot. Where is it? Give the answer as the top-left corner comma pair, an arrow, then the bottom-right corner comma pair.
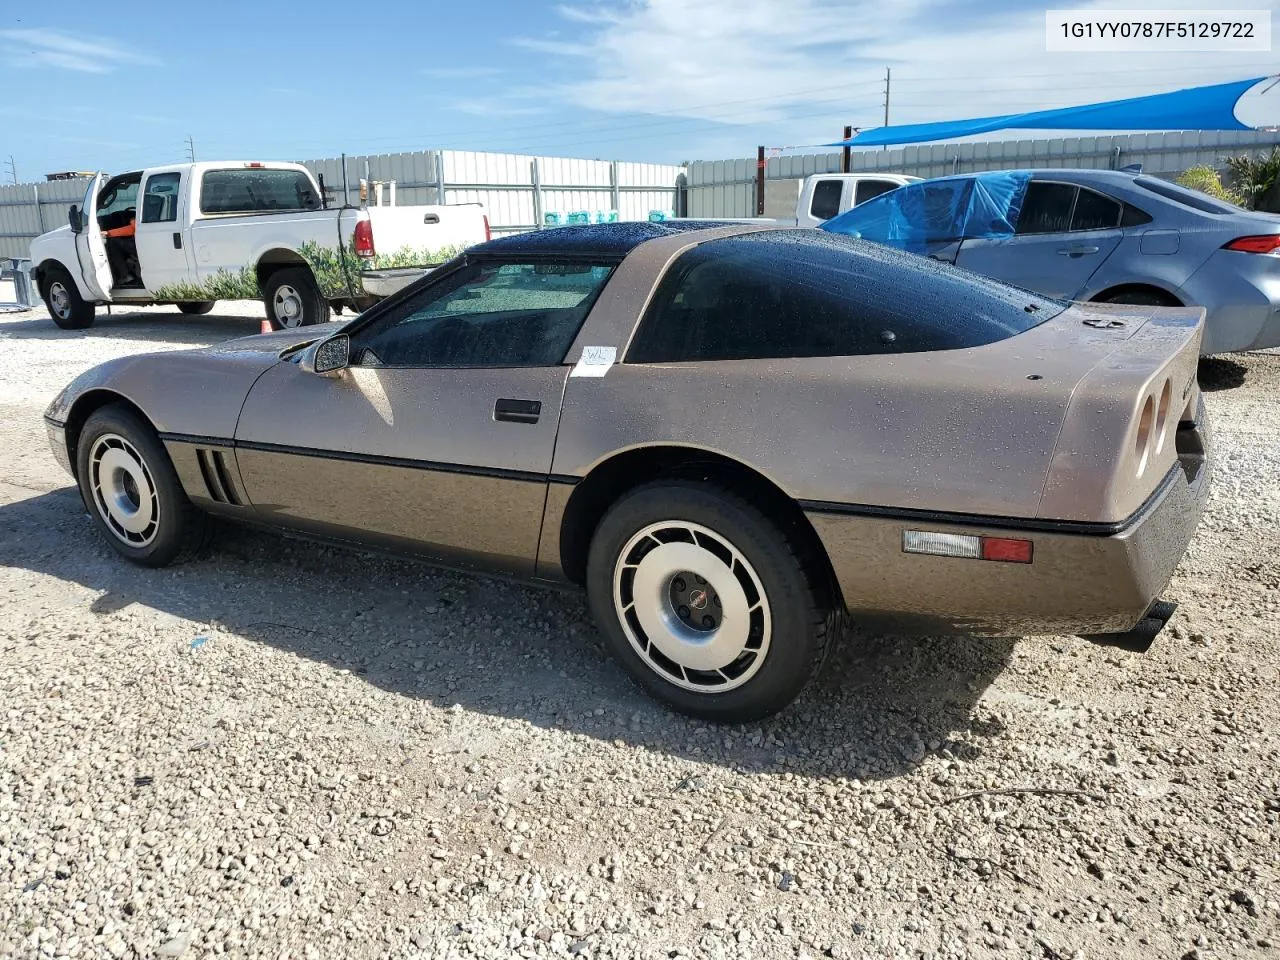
470,221 -> 739,258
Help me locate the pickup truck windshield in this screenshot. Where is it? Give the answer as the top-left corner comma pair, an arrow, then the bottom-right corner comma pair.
199,168 -> 320,215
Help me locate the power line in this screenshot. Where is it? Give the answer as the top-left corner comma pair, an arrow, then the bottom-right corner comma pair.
185,135 -> 196,162
4,156 -> 16,185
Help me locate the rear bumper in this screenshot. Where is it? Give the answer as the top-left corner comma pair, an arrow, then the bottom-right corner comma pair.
806,408 -> 1211,638
1181,251 -> 1280,354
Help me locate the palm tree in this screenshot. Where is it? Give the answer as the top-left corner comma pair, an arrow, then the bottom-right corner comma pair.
1224,147 -> 1280,211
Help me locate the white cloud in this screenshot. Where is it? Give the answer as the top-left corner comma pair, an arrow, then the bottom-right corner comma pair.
0,28 -> 158,73
522,0 -> 1278,150
445,98 -> 549,119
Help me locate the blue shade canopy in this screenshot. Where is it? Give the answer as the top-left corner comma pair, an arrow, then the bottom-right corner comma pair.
828,76 -> 1265,148
819,172 -> 1030,254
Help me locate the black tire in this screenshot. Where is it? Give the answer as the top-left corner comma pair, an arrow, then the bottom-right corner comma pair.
585,481 -> 834,723
75,405 -> 209,567
1096,287 -> 1180,307
261,267 -> 328,330
40,264 -> 96,330
177,301 -> 215,315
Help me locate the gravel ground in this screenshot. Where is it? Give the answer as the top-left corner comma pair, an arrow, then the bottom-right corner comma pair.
1,302 -> 1278,960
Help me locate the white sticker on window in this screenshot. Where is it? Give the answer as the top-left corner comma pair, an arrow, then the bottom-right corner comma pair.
570,345 -> 617,378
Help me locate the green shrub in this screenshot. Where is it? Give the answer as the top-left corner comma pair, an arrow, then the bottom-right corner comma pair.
1175,166 -> 1246,207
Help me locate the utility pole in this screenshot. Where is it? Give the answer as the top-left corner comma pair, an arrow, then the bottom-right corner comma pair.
882,67 -> 891,150
185,136 -> 196,162
4,155 -> 17,185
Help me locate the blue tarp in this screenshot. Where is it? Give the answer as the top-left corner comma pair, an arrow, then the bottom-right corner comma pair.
820,172 -> 1030,253
828,76 -> 1264,148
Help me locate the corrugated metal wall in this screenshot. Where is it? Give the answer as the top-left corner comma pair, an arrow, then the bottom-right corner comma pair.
0,150 -> 684,259
0,179 -> 90,260
7,130 -> 1279,258
687,129 -> 1280,218
298,150 -> 682,237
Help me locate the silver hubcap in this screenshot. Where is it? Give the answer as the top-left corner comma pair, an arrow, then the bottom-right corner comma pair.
272,285 -> 303,327
613,521 -> 771,692
88,433 -> 159,547
49,282 -> 71,320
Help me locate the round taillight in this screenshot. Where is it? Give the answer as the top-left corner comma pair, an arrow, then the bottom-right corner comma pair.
1154,379 -> 1172,455
1135,394 -> 1155,476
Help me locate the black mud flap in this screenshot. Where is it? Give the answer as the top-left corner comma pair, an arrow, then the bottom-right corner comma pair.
1078,600 -> 1178,653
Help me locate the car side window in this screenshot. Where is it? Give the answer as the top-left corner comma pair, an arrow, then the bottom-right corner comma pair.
854,179 -> 899,205
1016,182 -> 1077,235
97,179 -> 139,218
626,233 -> 1056,363
809,180 -> 844,220
350,260 -> 615,369
1070,187 -> 1122,231
1121,204 -> 1153,227
140,173 -> 181,224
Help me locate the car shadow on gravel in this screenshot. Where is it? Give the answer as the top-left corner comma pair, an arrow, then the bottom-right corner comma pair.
0,311 -> 264,345
0,487 -> 1014,783
1197,356 -> 1248,392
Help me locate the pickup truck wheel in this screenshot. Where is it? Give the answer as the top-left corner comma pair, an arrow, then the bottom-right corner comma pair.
41,266 -> 95,330
586,481 -> 833,723
263,268 -> 327,329
177,301 -> 215,315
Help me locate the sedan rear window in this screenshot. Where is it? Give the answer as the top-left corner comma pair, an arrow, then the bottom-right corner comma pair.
1134,175 -> 1242,214
626,231 -> 1063,363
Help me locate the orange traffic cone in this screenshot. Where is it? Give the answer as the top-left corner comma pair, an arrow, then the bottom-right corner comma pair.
260,316 -> 272,335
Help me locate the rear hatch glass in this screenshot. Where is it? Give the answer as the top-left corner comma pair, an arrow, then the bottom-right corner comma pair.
629,229 -> 1067,363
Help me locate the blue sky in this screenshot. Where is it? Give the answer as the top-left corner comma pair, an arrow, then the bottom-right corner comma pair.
1,0 -> 1276,181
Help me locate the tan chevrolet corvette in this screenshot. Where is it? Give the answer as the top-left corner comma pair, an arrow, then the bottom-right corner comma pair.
44,222 -> 1212,721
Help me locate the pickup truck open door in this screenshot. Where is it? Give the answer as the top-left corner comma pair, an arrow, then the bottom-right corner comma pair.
73,174 -> 113,301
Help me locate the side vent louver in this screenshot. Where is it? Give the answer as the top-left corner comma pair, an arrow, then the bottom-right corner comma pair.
195,449 -> 242,506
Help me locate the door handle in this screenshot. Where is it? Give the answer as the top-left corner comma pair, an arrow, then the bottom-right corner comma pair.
494,398 -> 541,424
172,232 -> 183,250
1057,245 -> 1099,256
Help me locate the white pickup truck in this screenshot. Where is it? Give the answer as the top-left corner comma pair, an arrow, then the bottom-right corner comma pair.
30,161 -> 489,330
763,172 -> 922,226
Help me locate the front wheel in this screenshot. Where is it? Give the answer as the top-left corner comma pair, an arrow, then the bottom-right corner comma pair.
41,265 -> 96,330
75,405 -> 209,567
177,301 -> 215,315
586,481 -> 834,723
262,267 -> 327,330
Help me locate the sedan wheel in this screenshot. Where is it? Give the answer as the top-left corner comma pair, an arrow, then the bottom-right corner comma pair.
613,520 -> 771,692
587,481 -> 834,722
87,433 -> 161,547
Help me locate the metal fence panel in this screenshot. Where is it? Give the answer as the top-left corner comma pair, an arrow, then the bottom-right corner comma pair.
687,129 -> 1280,218
1,150 -> 681,258
7,130 -> 1278,260
0,179 -> 89,259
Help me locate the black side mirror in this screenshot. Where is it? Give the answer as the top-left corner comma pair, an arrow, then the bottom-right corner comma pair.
312,334 -> 350,375
68,205 -> 82,233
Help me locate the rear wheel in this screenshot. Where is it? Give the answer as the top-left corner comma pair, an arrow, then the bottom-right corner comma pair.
586,481 -> 834,723
262,267 -> 327,330
177,301 -> 215,315
1096,287 -> 1180,307
41,265 -> 95,330
75,405 -> 209,567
